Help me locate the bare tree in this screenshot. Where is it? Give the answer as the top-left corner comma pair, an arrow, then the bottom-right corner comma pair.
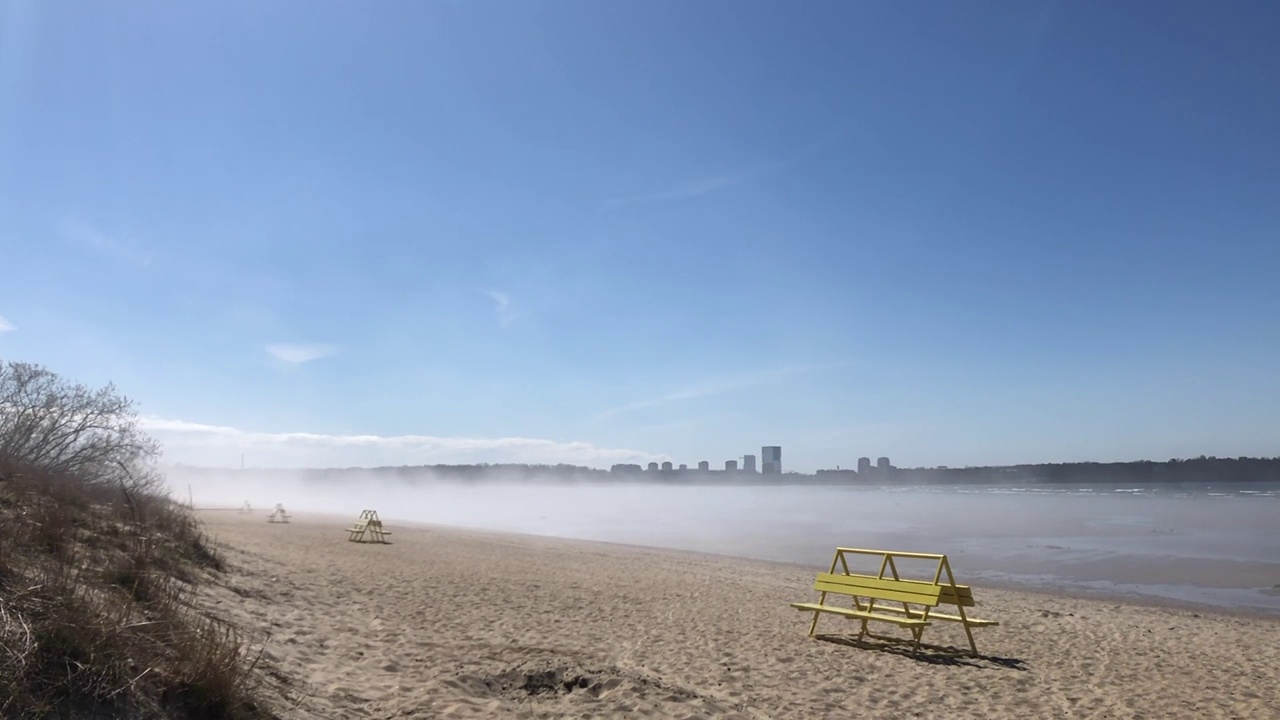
0,360 -> 161,496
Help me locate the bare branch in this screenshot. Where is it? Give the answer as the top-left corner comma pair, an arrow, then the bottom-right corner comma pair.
0,360 -> 160,496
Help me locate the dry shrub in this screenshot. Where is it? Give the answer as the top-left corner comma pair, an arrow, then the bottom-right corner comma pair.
162,615 -> 266,719
1,470 -> 271,718
0,360 -> 272,717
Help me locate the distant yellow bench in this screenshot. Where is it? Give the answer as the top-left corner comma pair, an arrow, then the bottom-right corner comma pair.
790,547 -> 998,655
346,509 -> 392,543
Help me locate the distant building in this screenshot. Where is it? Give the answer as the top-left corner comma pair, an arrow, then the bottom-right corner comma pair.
877,457 -> 891,472
647,462 -> 659,472
678,464 -> 688,471
661,461 -> 673,472
697,461 -> 710,471
743,454 -> 757,473
610,463 -> 642,474
762,446 -> 782,474
857,457 -> 871,474
725,459 -> 738,471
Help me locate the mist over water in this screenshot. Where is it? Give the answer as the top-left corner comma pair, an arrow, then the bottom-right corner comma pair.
173,469 -> 1280,614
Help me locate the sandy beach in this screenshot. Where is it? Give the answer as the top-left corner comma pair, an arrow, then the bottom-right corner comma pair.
196,512 -> 1280,719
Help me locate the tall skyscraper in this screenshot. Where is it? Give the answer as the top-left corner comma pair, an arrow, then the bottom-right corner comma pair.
877,457 -> 891,472
725,459 -> 738,471
743,454 -> 757,472
697,461 -> 710,471
857,457 -> 872,474
762,446 -> 782,474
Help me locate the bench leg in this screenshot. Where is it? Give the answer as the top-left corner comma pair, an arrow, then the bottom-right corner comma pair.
955,611 -> 979,655
808,591 -> 830,636
910,627 -> 924,655
961,623 -> 979,656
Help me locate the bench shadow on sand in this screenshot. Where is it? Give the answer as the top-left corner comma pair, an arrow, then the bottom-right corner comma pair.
815,633 -> 1029,670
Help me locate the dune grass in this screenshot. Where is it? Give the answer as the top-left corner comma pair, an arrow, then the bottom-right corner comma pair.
0,459 -> 273,719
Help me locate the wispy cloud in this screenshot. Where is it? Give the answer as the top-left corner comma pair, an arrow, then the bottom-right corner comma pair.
595,362 -> 846,420
265,343 -> 338,365
602,136 -> 838,210
59,218 -> 152,267
0,313 -> 13,334
141,417 -> 657,468
481,289 -> 518,328
602,168 -> 768,209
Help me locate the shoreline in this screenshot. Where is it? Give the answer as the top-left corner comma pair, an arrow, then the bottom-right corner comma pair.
381,514 -> 1280,619
211,509 -> 1280,620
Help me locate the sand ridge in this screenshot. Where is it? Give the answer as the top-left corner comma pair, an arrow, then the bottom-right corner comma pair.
195,512 -> 1280,719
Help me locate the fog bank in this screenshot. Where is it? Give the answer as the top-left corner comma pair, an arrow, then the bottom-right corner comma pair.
170,468 -> 1280,613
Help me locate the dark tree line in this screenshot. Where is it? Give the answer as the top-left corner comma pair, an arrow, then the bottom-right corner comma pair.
889,456 -> 1280,485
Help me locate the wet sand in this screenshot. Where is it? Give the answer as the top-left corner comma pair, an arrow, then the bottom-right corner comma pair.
196,512 -> 1280,719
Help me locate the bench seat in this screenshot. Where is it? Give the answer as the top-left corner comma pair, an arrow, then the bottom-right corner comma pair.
790,602 -> 932,628
867,605 -> 999,627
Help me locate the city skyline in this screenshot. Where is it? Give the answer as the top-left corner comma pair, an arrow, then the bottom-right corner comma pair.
163,453 -> 1280,487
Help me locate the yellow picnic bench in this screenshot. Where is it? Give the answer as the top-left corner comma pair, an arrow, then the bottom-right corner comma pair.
266,503 -> 290,523
790,547 -> 998,655
346,509 -> 392,543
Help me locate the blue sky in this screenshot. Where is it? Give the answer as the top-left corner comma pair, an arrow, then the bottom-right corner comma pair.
1,0 -> 1278,472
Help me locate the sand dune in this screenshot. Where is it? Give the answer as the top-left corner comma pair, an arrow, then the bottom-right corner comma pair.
196,512 -> 1280,719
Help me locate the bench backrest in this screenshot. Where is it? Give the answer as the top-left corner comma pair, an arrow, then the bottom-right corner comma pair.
814,572 -> 943,607
895,577 -> 975,607
826,548 -> 978,607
